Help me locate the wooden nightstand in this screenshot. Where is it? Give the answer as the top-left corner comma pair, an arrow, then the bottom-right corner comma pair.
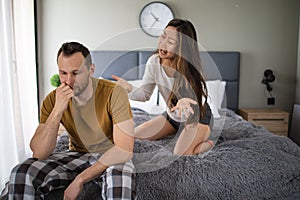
239,108 -> 289,136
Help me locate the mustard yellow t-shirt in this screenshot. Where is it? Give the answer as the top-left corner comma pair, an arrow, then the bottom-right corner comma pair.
40,77 -> 132,153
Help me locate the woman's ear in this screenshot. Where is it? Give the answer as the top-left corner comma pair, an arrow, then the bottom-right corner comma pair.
89,64 -> 95,76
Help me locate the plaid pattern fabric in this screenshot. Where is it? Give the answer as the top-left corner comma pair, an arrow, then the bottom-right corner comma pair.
101,161 -> 135,200
0,151 -> 135,200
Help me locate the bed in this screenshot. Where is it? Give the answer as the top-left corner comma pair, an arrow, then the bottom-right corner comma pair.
46,51 -> 300,199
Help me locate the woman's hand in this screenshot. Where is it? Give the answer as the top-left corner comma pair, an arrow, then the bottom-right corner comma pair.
171,98 -> 197,118
112,75 -> 132,93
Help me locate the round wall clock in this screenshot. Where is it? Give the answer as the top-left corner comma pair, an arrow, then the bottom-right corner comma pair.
139,2 -> 174,37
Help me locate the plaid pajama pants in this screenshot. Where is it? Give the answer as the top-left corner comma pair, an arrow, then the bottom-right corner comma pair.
0,151 -> 135,200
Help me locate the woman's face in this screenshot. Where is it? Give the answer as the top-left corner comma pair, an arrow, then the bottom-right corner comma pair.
158,26 -> 179,60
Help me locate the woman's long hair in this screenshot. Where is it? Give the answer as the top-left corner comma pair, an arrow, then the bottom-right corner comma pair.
166,19 -> 208,122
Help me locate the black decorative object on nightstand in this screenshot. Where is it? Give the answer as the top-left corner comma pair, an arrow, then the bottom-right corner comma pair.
262,69 -> 276,105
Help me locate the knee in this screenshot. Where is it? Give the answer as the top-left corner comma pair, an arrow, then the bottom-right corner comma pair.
102,161 -> 136,199
9,158 -> 38,183
11,158 -> 38,174
104,161 -> 136,186
105,161 -> 135,176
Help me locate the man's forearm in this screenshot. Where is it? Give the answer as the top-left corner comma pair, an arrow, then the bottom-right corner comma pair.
75,145 -> 133,186
30,108 -> 63,159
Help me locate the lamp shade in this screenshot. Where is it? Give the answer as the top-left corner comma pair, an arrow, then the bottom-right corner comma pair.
261,69 -> 275,91
263,69 -> 275,83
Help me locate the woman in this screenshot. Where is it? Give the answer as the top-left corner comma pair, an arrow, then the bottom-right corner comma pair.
113,19 -> 213,155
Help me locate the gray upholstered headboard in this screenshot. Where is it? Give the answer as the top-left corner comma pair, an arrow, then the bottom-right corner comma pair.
91,50 -> 240,112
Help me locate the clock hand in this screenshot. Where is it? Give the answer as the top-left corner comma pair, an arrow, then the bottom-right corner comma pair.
150,19 -> 157,29
150,12 -> 159,22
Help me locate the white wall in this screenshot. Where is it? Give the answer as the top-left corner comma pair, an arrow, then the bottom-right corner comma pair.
37,0 -> 300,115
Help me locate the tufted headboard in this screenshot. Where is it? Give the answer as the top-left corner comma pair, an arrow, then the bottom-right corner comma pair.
90,50 -> 240,112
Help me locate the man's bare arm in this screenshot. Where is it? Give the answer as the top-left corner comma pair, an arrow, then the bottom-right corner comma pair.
30,110 -> 62,159
30,83 -> 73,159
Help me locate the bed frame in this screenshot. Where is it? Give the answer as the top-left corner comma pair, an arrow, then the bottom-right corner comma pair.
91,50 -> 240,112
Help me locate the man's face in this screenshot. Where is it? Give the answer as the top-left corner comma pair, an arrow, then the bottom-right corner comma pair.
57,52 -> 90,96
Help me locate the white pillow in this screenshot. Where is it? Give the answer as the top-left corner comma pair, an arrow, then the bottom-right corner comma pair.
207,97 -> 221,118
206,80 -> 226,118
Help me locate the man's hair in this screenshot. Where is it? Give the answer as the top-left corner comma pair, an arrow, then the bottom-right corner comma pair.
56,41 -> 92,68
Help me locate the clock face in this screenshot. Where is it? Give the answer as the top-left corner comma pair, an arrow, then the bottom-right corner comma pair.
139,2 -> 174,37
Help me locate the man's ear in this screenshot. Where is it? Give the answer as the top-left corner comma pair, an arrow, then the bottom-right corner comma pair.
89,64 -> 95,76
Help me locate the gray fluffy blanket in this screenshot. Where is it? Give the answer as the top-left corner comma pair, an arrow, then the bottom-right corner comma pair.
49,109 -> 300,200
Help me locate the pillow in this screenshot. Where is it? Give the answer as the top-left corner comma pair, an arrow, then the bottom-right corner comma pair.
206,80 -> 226,118
207,97 -> 220,118
128,80 -> 165,115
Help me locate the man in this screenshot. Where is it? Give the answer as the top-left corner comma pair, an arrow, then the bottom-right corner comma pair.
0,42 -> 135,199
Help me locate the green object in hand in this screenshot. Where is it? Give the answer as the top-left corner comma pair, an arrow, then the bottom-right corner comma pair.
50,74 -> 61,87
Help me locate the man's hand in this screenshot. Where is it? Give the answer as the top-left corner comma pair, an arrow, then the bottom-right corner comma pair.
64,177 -> 83,200
112,75 -> 132,93
54,83 -> 74,113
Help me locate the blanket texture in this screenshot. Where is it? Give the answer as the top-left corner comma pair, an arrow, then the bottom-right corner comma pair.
48,109 -> 300,200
